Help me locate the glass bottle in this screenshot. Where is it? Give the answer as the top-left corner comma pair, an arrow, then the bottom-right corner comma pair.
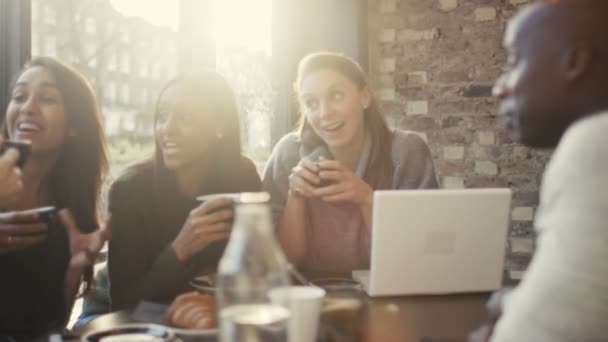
217,192 -> 291,342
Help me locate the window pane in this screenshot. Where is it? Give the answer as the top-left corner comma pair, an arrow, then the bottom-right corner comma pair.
31,0 -> 179,174
213,0 -> 274,171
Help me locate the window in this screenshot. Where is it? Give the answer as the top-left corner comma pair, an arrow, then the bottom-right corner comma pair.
105,81 -> 117,103
214,0 -> 274,164
44,6 -> 56,25
121,30 -> 129,44
141,88 -> 148,106
85,43 -> 97,67
85,17 -> 96,34
31,32 -> 40,56
32,1 -> 39,21
44,35 -> 57,57
121,83 -> 130,104
121,52 -> 130,73
27,0 -> 283,176
139,61 -> 148,77
107,53 -> 117,71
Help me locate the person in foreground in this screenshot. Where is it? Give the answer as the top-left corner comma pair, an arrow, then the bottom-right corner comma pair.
0,57 -> 109,340
263,52 -> 438,278
470,1 -> 608,341
108,71 -> 260,310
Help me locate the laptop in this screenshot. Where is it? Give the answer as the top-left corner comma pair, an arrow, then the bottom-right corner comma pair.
352,188 -> 511,297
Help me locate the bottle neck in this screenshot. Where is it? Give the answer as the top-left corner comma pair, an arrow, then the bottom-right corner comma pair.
233,203 -> 274,235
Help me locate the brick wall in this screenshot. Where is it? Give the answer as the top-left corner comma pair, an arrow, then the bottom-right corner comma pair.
367,0 -> 550,280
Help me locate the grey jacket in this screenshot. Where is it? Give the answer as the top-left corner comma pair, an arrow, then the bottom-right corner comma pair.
262,130 -> 438,276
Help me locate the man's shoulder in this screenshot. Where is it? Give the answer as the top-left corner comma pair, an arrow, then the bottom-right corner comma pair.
555,112 -> 608,163
565,111 -> 608,143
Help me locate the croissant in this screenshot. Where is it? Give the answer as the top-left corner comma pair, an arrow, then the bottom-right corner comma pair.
166,291 -> 217,329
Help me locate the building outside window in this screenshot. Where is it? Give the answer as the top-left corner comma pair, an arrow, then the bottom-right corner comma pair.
44,35 -> 57,57
32,0 -> 275,175
85,17 -> 96,34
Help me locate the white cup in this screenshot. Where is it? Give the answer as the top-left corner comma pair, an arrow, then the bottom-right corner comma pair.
269,285 -> 326,342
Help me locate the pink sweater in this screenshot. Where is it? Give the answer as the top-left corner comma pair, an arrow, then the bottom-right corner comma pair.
262,130 -> 438,277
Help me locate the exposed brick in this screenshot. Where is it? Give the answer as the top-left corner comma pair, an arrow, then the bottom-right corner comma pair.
377,74 -> 395,87
395,71 -> 428,89
475,7 -> 497,22
509,270 -> 525,281
406,100 -> 428,115
429,130 -> 472,144
438,0 -> 457,11
465,176 -> 509,188
444,146 -> 465,160
512,207 -> 535,221
434,71 -> 471,83
408,71 -> 428,85
475,161 -> 498,175
435,160 -> 474,175
400,116 -> 440,131
511,238 -> 534,254
379,88 -> 396,101
512,192 -> 539,206
462,85 -> 493,98
398,28 -> 440,41
441,116 -> 467,129
379,29 -> 396,43
443,176 -> 464,189
379,0 -> 397,13
380,58 -> 396,73
370,0 -> 550,277
511,222 -> 536,237
479,131 -> 495,145
468,146 -> 501,160
380,43 -> 404,56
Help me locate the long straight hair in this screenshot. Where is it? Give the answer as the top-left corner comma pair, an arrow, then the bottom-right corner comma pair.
2,56 -> 109,292
294,52 -> 394,189
127,70 -> 244,203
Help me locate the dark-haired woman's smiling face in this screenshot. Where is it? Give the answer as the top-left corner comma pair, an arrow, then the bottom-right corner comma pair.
5,66 -> 68,155
155,83 -> 215,170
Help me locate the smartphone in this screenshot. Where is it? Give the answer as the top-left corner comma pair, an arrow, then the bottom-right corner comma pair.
31,206 -> 59,223
0,139 -> 31,168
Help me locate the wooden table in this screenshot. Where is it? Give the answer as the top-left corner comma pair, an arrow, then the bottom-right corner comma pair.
78,292 -> 490,342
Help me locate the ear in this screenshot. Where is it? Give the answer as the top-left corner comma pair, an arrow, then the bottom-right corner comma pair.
562,43 -> 593,82
360,86 -> 372,111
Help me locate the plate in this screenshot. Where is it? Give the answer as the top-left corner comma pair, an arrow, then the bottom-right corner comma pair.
81,323 -> 174,342
168,326 -> 218,337
189,276 -> 217,294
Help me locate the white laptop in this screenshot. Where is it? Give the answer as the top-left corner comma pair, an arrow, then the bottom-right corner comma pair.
352,188 -> 511,297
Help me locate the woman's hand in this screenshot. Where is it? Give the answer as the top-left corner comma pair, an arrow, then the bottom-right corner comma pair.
0,210 -> 48,254
0,145 -> 24,206
288,158 -> 321,198
60,209 -> 111,270
312,159 -> 373,206
172,198 -> 233,263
